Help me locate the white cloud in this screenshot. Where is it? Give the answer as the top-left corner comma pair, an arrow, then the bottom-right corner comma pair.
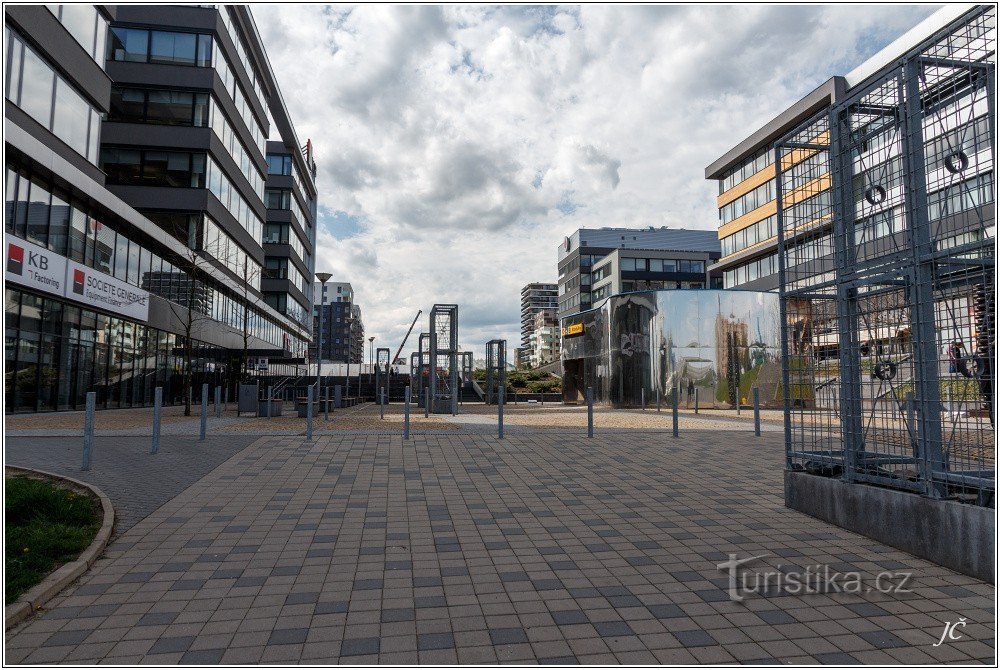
252,3 -> 938,359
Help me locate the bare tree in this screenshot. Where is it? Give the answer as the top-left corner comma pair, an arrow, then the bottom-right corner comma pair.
238,255 -> 262,384
159,244 -> 215,416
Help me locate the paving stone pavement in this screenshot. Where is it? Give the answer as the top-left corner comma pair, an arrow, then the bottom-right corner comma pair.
5,435 -> 259,535
4,430 -> 995,665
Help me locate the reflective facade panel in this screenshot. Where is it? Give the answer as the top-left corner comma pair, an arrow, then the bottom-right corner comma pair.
561,289 -> 781,409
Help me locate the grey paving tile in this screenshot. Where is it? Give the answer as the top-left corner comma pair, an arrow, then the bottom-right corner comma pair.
267,628 -> 308,646
674,630 -> 719,648
490,628 -> 529,645
417,632 -> 455,651
340,637 -> 380,657
147,636 -> 195,655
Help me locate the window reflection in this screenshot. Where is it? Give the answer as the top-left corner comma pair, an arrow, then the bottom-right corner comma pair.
6,29 -> 102,163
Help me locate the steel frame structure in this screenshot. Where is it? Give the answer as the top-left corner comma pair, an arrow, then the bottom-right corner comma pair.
485,339 -> 507,405
428,305 -> 459,415
416,332 -> 430,408
375,347 -> 390,403
778,6 -> 996,506
459,352 -> 473,384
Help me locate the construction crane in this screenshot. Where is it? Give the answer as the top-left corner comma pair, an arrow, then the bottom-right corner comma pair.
392,310 -> 422,372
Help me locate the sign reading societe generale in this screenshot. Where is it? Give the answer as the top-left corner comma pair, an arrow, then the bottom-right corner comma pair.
6,233 -> 150,322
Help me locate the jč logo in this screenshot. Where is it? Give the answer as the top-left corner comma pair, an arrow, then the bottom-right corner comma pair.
73,269 -> 86,295
7,243 -> 24,275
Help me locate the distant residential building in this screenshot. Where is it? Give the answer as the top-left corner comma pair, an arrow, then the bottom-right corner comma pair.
529,308 -> 559,368
311,281 -> 363,363
557,227 -> 722,319
520,282 -> 557,366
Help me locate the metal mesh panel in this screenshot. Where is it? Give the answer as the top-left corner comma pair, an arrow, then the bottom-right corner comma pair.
485,339 -> 507,404
428,305 -> 459,414
780,7 -> 995,505
416,332 -> 430,407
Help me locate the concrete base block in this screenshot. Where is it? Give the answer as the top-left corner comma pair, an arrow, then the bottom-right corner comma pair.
785,471 -> 995,583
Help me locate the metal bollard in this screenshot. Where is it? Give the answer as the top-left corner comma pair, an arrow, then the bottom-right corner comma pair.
586,386 -> 594,438
694,388 -> 699,414
267,385 -> 273,419
753,387 -> 761,437
224,385 -> 229,411
151,387 -> 162,454
498,387 -> 505,439
380,388 -> 385,420
324,386 -> 330,421
641,387 -> 645,411
82,391 -> 96,470
424,387 -> 429,419
215,385 -> 221,418
672,386 -> 679,438
404,386 -> 411,440
200,383 -> 208,441
306,385 -> 314,441
656,388 -> 661,413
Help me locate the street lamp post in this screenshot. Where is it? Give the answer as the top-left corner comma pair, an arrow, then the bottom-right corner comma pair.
315,273 -> 332,399
368,336 -> 375,397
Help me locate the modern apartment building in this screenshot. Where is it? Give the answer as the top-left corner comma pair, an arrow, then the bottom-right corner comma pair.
519,282 -> 557,366
528,308 -> 559,368
556,227 -> 721,320
4,5 -> 316,412
311,281 -> 364,363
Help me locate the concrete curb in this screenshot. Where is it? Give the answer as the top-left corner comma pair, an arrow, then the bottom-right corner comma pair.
4,466 -> 115,630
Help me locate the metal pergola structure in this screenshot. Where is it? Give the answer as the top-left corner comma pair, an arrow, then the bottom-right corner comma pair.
376,347 -> 390,403
485,339 -> 507,405
428,305 -> 459,415
459,351 -> 473,385
416,332 -> 430,408
778,6 -> 995,506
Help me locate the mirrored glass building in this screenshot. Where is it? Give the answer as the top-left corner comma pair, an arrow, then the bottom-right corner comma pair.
561,289 -> 782,409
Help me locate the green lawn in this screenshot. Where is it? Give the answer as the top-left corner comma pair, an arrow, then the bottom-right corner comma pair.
5,475 -> 101,605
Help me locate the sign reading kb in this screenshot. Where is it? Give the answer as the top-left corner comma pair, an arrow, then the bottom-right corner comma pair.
6,234 -> 150,322
5,235 -> 67,296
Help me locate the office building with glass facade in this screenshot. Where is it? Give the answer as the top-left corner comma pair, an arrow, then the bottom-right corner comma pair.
5,5 -> 317,412
705,5 -> 993,293
557,227 -> 721,321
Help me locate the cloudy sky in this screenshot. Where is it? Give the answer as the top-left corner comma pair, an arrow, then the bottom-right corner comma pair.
252,3 -> 937,360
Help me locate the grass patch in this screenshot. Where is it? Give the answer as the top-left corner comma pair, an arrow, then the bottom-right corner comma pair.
5,475 -> 101,605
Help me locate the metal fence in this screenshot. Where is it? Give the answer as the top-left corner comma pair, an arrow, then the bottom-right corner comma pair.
779,6 -> 995,506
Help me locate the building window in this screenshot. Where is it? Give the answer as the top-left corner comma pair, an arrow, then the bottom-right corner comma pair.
6,29 -> 102,163
265,188 -> 291,209
100,148 -> 206,188
109,87 -> 210,127
48,5 -> 109,64
108,27 -> 212,67
266,154 -> 293,176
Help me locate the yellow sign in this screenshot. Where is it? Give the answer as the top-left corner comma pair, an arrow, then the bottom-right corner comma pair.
565,323 -> 584,336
